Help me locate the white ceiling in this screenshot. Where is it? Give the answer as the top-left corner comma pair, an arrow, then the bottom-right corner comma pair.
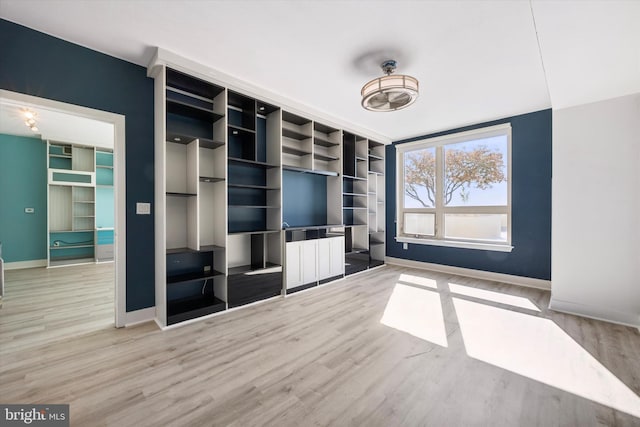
1,0 -> 638,141
0,97 -> 114,148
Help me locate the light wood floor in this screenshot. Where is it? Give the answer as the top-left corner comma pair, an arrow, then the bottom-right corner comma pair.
1,264 -> 639,426
0,263 -> 114,353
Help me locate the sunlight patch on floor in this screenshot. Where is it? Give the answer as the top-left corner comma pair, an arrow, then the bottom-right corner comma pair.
448,282 -> 540,312
398,274 -> 438,289
381,283 -> 448,347
453,297 -> 640,418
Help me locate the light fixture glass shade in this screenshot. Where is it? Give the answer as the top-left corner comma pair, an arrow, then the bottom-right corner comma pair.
361,74 -> 419,112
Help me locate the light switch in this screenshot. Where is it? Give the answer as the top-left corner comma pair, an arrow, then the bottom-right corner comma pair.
403,242 -> 408,250
25,207 -> 35,214
136,202 -> 151,215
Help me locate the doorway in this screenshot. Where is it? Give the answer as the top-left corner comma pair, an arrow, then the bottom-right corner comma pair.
0,89 -> 126,328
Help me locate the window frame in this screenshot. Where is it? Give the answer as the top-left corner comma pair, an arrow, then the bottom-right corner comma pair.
396,123 -> 513,252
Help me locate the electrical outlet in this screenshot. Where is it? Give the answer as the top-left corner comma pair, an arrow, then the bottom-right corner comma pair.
403,242 -> 408,250
204,265 -> 211,273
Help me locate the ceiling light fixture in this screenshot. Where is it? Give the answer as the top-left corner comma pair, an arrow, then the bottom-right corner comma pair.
21,108 -> 40,132
361,60 -> 419,112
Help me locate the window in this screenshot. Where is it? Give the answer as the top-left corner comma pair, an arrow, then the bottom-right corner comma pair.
396,123 -> 511,251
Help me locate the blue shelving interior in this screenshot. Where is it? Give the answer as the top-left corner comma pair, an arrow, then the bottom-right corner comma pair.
165,67 -> 224,144
227,97 -> 280,233
282,169 -> 327,227
49,231 -> 94,260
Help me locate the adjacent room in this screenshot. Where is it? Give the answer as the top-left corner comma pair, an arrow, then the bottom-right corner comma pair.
0,1 -> 638,426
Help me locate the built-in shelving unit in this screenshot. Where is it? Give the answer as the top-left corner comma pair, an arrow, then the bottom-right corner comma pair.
342,133 -> 371,275
368,140 -> 385,268
47,143 -> 95,266
226,92 -> 283,308
47,144 -> 115,266
150,52 -> 386,328
158,68 -> 228,326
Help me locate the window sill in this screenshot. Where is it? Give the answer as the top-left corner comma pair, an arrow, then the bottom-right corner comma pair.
395,236 -> 513,252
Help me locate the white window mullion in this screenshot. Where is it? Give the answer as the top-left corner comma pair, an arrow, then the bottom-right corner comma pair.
435,145 -> 444,239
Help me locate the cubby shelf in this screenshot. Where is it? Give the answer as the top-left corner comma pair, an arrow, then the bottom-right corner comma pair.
167,270 -> 223,285
166,192 -> 197,197
347,247 -> 369,254
228,230 -> 280,235
228,262 -> 281,276
228,157 -> 279,169
282,127 -> 311,140
166,98 -> 224,123
314,153 -> 339,162
167,295 -> 226,326
166,245 -> 225,255
166,68 -> 224,99
282,165 -> 338,176
368,153 -> 384,161
228,205 -> 279,209
50,244 -> 93,250
282,145 -> 312,157
200,176 -> 225,183
228,183 -> 279,190
314,136 -> 339,147
166,132 -> 224,150
228,124 -> 256,135
343,175 -> 367,181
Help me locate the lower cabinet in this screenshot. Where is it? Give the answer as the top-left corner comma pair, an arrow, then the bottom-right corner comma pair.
318,236 -> 345,281
228,267 -> 283,308
286,240 -> 318,289
285,236 -> 344,292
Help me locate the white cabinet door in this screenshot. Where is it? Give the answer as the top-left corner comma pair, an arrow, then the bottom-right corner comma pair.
317,238 -> 332,280
285,241 -> 303,289
301,240 -> 318,285
318,236 -> 345,280
329,236 -> 345,277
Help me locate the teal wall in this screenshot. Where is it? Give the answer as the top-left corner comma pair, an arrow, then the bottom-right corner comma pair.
0,134 -> 47,262
96,186 -> 114,228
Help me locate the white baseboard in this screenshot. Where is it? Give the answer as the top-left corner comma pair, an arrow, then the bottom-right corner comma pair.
4,259 -> 47,270
549,298 -> 640,329
385,256 -> 551,291
124,307 -> 155,327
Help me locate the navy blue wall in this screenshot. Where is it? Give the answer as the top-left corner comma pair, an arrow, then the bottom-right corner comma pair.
282,170 -> 328,227
387,109 -> 552,280
0,19 -> 155,310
